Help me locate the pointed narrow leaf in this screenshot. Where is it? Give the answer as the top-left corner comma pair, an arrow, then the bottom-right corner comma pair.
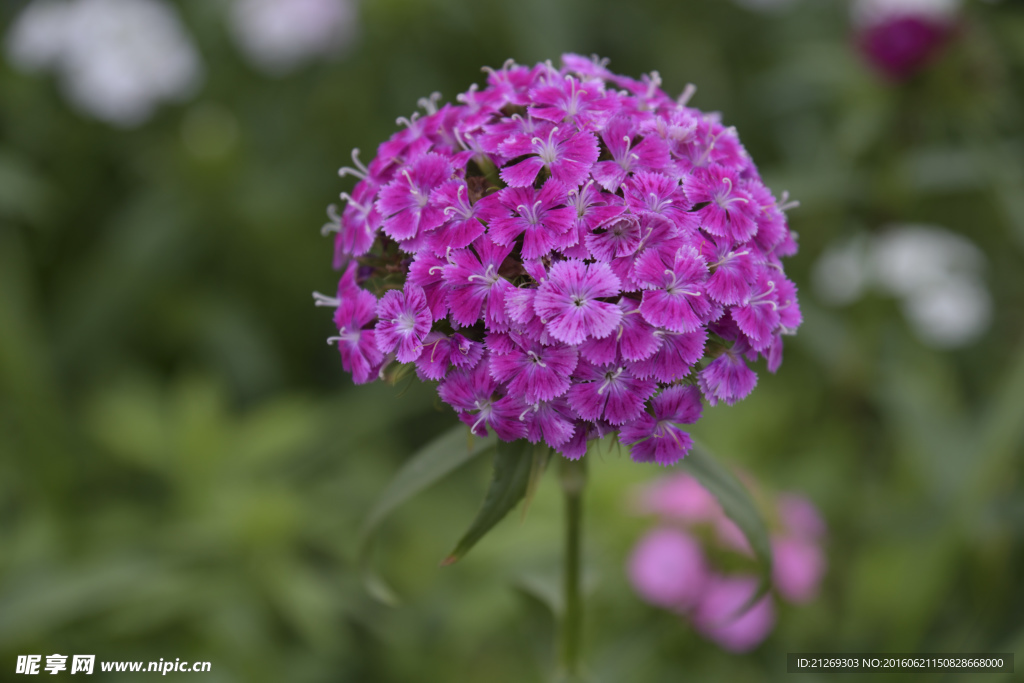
359,424 -> 496,604
680,440 -> 773,614
443,438 -> 533,565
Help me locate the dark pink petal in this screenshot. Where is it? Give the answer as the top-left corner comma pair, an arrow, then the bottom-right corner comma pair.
499,156 -> 545,187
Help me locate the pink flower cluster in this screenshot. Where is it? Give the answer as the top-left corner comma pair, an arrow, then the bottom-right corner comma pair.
627,473 -> 827,652
321,55 -> 801,464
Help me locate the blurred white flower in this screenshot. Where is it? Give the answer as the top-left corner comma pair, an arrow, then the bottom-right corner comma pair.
903,278 -> 992,348
813,225 -> 991,348
228,0 -> 357,76
5,0 -> 203,127
870,225 -> 985,296
852,0 -> 959,26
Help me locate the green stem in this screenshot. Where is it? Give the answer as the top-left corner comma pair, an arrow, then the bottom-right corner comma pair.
558,456 -> 587,682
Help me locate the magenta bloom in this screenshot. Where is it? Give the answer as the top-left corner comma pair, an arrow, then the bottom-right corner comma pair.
635,246 -> 713,334
377,153 -> 452,244
619,385 -> 703,466
427,180 -> 486,253
320,55 -> 801,462
479,178 -> 576,259
858,15 -> 955,81
415,332 -> 484,381
499,124 -> 599,189
627,528 -> 708,610
489,338 -> 578,403
567,360 -> 657,426
375,284 -> 433,363
330,287 -> 384,384
591,115 -> 670,191
684,165 -> 757,244
438,358 -> 527,441
443,234 -> 514,328
534,260 -> 623,345
528,73 -> 615,128
699,341 -> 758,406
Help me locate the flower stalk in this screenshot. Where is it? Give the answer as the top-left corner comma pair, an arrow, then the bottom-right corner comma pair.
559,455 -> 587,682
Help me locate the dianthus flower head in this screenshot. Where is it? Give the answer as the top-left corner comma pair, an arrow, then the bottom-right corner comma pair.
321,55 -> 801,466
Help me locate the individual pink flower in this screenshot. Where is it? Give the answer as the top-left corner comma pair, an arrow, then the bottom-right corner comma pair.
634,245 -> 713,334
478,178 -> 576,259
692,575 -> 776,653
591,115 -> 671,191
619,385 -> 703,466
683,164 -> 757,244
772,536 -> 826,603
498,124 -> 599,189
377,152 -> 452,243
698,340 -> 758,406
627,528 -> 709,610
632,472 -> 721,523
533,259 -> 623,345
567,360 -> 657,426
374,284 -> 433,363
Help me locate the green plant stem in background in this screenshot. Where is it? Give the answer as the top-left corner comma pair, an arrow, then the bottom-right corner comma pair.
558,456 -> 587,682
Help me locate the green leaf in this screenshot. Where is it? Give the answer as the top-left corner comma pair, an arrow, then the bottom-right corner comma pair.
359,424 -> 496,604
442,438 -> 534,565
680,440 -> 773,614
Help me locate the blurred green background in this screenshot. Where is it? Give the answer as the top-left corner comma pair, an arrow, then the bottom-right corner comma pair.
2,0 -> 1023,680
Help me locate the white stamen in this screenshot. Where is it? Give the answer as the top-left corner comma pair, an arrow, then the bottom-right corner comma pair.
597,366 -> 625,395
338,148 -> 370,180
777,190 -> 800,212
677,83 -> 697,107
312,291 -> 341,307
321,203 -> 342,235
417,91 -> 442,115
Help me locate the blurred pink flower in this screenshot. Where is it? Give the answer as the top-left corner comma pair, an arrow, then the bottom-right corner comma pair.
632,472 -> 720,522
627,473 -> 827,651
778,493 -> 827,541
692,575 -> 776,653
626,527 -> 708,611
772,536 -> 826,603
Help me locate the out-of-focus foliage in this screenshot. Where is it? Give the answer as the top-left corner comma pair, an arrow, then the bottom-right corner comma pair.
1,0 -> 1023,680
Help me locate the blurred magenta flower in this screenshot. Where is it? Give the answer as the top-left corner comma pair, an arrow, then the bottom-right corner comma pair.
319,56 -> 803,466
853,0 -> 959,80
627,473 -> 827,651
